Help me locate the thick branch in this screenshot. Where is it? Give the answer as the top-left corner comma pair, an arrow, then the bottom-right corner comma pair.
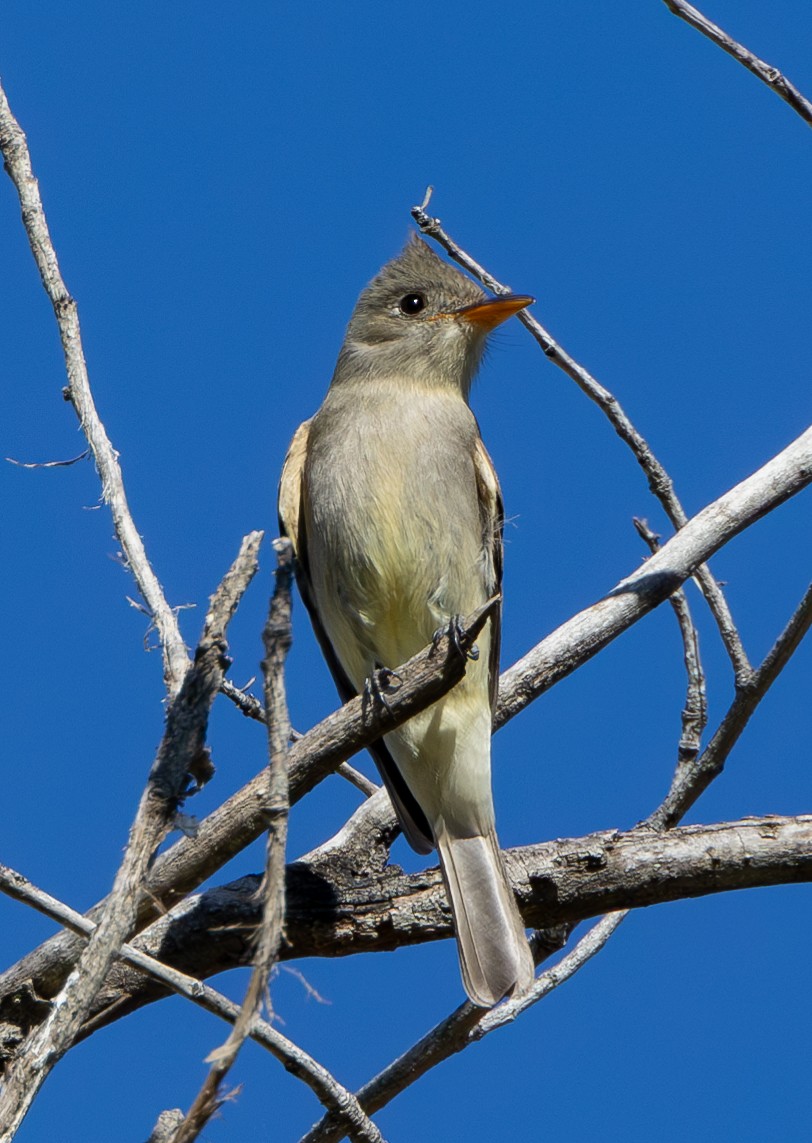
2,813 -> 804,1049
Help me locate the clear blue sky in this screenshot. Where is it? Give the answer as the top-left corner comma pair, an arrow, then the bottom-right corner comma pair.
2,3 -> 811,1140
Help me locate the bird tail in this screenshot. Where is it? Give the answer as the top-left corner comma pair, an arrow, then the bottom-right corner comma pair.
436,826 -> 534,1008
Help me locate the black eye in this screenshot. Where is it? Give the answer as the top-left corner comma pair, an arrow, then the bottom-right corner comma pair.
399,292 -> 426,316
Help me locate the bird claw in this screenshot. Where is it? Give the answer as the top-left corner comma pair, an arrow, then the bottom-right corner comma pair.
364,666 -> 403,712
433,615 -> 479,662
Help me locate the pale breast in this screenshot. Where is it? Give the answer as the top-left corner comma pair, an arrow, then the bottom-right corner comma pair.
304,383 -> 489,679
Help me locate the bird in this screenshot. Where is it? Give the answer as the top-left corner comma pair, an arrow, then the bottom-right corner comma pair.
278,234 -> 535,1006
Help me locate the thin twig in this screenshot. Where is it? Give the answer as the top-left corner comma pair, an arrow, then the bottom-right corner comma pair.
0,533 -> 262,1141
299,913 -> 625,1143
336,764 -> 379,797
411,200 -> 752,685
0,79 -> 189,694
663,0 -> 812,128
480,913 -> 628,1031
171,540 -> 296,1142
0,864 -> 384,1143
649,580 -> 812,829
220,677 -> 265,720
5,449 -> 90,468
634,517 -> 708,768
219,679 -> 379,794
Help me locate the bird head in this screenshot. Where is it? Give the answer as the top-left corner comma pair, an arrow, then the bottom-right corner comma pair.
331,235 -> 533,397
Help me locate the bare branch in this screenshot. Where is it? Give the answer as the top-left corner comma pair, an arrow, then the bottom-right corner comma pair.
219,678 -> 265,720
171,540 -> 295,1142
650,580 -> 812,829
0,533 -> 262,1139
258,536 -> 295,985
0,80 -> 189,695
478,913 -> 627,1031
0,864 -> 384,1143
5,449 -> 90,469
411,203 -> 752,684
634,517 -> 707,767
2,812 -> 803,1048
663,0 -> 812,128
336,764 -> 379,797
219,680 -> 379,796
495,423 -> 812,728
146,1110 -> 185,1143
0,597 -> 500,1019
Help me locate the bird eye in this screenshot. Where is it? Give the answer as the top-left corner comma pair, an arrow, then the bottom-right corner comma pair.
399,292 -> 426,316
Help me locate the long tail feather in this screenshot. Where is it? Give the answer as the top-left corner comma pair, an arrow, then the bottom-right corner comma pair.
437,827 -> 534,1007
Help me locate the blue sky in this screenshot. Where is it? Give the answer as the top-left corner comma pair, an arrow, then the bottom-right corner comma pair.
2,2 -> 811,1140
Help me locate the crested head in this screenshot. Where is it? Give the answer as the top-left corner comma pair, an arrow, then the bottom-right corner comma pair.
330,236 -> 492,398
355,234 -> 487,322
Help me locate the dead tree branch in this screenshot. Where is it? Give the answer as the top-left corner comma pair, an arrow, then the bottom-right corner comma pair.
663,0 -> 812,128
0,78 -> 189,695
634,517 -> 707,769
495,422 -> 811,726
0,865 -> 384,1143
0,599 -> 498,1014
171,540 -> 296,1142
2,813 -> 809,1056
650,579 -> 812,828
0,533 -> 262,1140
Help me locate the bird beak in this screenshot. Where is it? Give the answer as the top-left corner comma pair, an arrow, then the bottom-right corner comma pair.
454,294 -> 534,331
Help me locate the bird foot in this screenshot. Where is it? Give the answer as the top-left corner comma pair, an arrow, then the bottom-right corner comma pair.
364,665 -> 403,712
432,615 -> 479,662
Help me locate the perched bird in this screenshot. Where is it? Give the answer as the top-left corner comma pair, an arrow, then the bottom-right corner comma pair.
278,235 -> 534,1006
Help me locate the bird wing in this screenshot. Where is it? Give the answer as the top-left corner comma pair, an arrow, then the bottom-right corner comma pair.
278,417 -> 355,707
277,419 -> 311,571
472,434 -> 504,713
278,418 -> 434,852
